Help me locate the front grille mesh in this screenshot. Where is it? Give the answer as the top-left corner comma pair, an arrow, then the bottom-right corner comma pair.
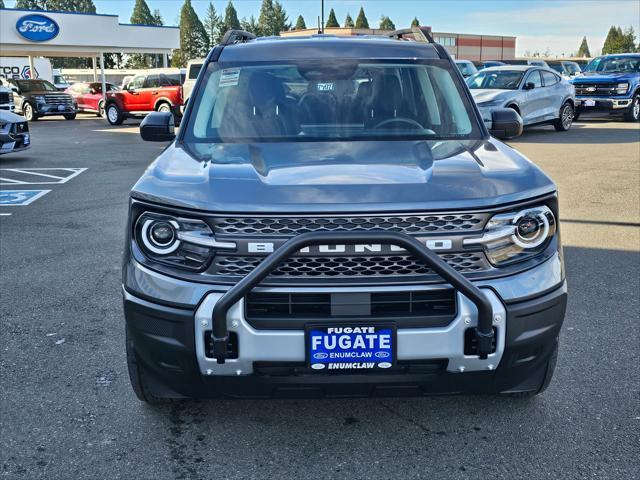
212,213 -> 487,236
44,94 -> 73,105
213,252 -> 489,278
575,84 -> 621,96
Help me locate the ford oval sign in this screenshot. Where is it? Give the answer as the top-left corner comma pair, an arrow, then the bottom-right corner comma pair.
16,14 -> 60,42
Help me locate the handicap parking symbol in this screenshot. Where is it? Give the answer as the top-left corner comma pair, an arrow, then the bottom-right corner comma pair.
0,190 -> 50,206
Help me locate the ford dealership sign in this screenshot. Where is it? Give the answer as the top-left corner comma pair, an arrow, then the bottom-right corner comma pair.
16,14 -> 60,42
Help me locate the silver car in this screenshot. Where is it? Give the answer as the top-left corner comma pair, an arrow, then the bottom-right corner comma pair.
467,66 -> 576,133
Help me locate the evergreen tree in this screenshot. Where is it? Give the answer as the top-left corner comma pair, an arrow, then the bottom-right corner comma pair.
175,0 -> 210,66
273,1 -> 290,33
130,0 -> 154,25
203,2 -> 220,46
15,0 -> 44,9
577,37 -> 591,58
152,8 -> 163,25
620,26 -> 637,53
218,1 -> 240,42
379,15 -> 395,30
602,26 -> 623,54
355,6 -> 369,29
325,8 -> 339,28
240,15 -> 259,35
344,13 -> 354,28
411,17 -> 420,27
0,0 -> 5,8
295,15 -> 306,30
257,0 -> 276,36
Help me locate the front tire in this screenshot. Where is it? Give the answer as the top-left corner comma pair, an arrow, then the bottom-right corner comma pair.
63,113 -> 76,120
105,103 -> 124,126
126,327 -> 171,405
554,102 -> 574,131
623,93 -> 640,122
97,101 -> 105,117
23,102 -> 37,121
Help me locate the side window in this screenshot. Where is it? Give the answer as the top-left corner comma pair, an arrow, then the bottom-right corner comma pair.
541,71 -> 558,86
144,74 -> 160,89
158,74 -> 181,87
527,71 -> 543,88
129,75 -> 145,90
189,63 -> 202,80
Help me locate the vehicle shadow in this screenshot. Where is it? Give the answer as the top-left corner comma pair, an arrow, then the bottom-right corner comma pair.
510,119 -> 640,144
138,244 -> 639,478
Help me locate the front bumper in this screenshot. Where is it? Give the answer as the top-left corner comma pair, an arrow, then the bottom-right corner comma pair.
123,253 -> 567,398
35,104 -> 76,115
575,96 -> 633,111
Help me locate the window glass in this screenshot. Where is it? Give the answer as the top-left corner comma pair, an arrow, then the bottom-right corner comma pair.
129,75 -> 145,89
541,71 -> 558,86
584,55 -> 640,73
144,74 -> 160,88
467,70 -> 524,90
185,60 -> 480,144
527,71 -> 543,88
189,63 -> 203,80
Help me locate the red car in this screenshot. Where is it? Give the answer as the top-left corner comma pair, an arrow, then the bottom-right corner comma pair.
104,71 -> 183,126
66,82 -> 119,117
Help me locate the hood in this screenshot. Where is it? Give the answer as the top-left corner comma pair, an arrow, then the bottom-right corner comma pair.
572,72 -> 637,83
469,89 -> 513,105
131,139 -> 556,213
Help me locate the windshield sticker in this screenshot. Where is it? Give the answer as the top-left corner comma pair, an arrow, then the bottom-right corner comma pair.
317,83 -> 335,92
219,69 -> 240,87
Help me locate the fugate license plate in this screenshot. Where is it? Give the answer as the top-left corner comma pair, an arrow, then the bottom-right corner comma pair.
306,324 -> 396,372
584,99 -> 596,107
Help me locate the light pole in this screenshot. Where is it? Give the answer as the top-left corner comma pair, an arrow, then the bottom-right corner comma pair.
321,0 -> 324,33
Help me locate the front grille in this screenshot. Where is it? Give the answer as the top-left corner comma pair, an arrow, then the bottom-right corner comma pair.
0,92 -> 11,104
246,290 -> 456,320
211,213 -> 487,236
574,83 -> 621,96
213,252 -> 489,278
44,94 -> 73,105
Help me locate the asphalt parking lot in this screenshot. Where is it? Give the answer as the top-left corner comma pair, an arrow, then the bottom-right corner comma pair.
1,116 -> 639,479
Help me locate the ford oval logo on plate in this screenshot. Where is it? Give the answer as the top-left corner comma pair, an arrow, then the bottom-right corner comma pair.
16,14 -> 60,42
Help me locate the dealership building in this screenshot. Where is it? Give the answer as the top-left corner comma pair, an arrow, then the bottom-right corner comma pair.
281,27 -> 516,61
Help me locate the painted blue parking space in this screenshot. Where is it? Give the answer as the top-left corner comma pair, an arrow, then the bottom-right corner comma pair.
0,189 -> 51,206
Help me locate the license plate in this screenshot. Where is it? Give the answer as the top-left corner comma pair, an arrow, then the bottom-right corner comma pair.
306,324 -> 396,372
23,134 -> 30,145
584,99 -> 596,107
58,105 -> 66,111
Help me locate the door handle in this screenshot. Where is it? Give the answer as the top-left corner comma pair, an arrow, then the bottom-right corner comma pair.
151,91 -> 159,95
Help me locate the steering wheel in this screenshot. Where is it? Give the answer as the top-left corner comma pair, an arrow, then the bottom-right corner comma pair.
373,117 -> 424,130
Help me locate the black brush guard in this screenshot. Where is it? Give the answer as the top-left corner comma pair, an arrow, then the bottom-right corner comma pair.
210,231 -> 495,363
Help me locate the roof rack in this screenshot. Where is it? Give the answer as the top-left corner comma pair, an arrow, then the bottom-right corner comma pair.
221,30 -> 256,46
387,26 -> 435,44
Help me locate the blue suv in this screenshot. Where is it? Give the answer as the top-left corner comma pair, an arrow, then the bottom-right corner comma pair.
571,53 -> 640,122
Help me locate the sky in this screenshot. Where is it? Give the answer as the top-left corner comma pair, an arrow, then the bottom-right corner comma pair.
4,0 -> 640,56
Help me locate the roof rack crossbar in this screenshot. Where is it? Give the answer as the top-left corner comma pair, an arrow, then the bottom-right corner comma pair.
221,29 -> 256,46
388,26 -> 435,44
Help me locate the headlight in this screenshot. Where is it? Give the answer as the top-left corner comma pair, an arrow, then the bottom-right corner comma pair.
35,95 -> 46,103
134,212 -> 234,270
464,205 -> 556,266
616,83 -> 629,94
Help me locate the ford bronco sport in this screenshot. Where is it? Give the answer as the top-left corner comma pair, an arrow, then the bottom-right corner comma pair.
124,29 -> 567,403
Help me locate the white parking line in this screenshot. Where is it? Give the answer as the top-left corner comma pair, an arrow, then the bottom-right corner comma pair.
0,168 -> 87,185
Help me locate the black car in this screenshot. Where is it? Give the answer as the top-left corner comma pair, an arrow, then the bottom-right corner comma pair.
124,29 -> 565,403
0,110 -> 30,155
0,78 -> 77,121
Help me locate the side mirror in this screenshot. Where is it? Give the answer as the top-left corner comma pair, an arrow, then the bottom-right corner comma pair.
489,108 -> 523,139
140,112 -> 176,142
523,82 -> 535,90
89,88 -> 96,95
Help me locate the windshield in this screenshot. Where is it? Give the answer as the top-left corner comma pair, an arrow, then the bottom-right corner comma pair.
15,80 -> 57,92
183,60 -> 481,144
466,70 -> 524,90
456,61 -> 477,76
584,56 -> 640,73
53,75 -> 68,85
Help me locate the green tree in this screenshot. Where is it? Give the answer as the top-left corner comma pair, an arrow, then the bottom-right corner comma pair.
602,25 -> 623,54
130,0 -> 154,25
620,26 -> 637,53
240,15 -> 259,35
379,15 -> 395,30
273,1 -> 289,33
344,13 -> 354,28
174,0 -> 210,66
152,8 -> 163,25
15,0 -> 44,9
577,36 -> 591,57
218,0 -> 240,42
0,0 -> 4,8
325,8 -> 339,28
257,0 -> 276,36
295,15 -> 306,30
411,17 -> 420,27
355,6 -> 369,29
203,2 -> 220,46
